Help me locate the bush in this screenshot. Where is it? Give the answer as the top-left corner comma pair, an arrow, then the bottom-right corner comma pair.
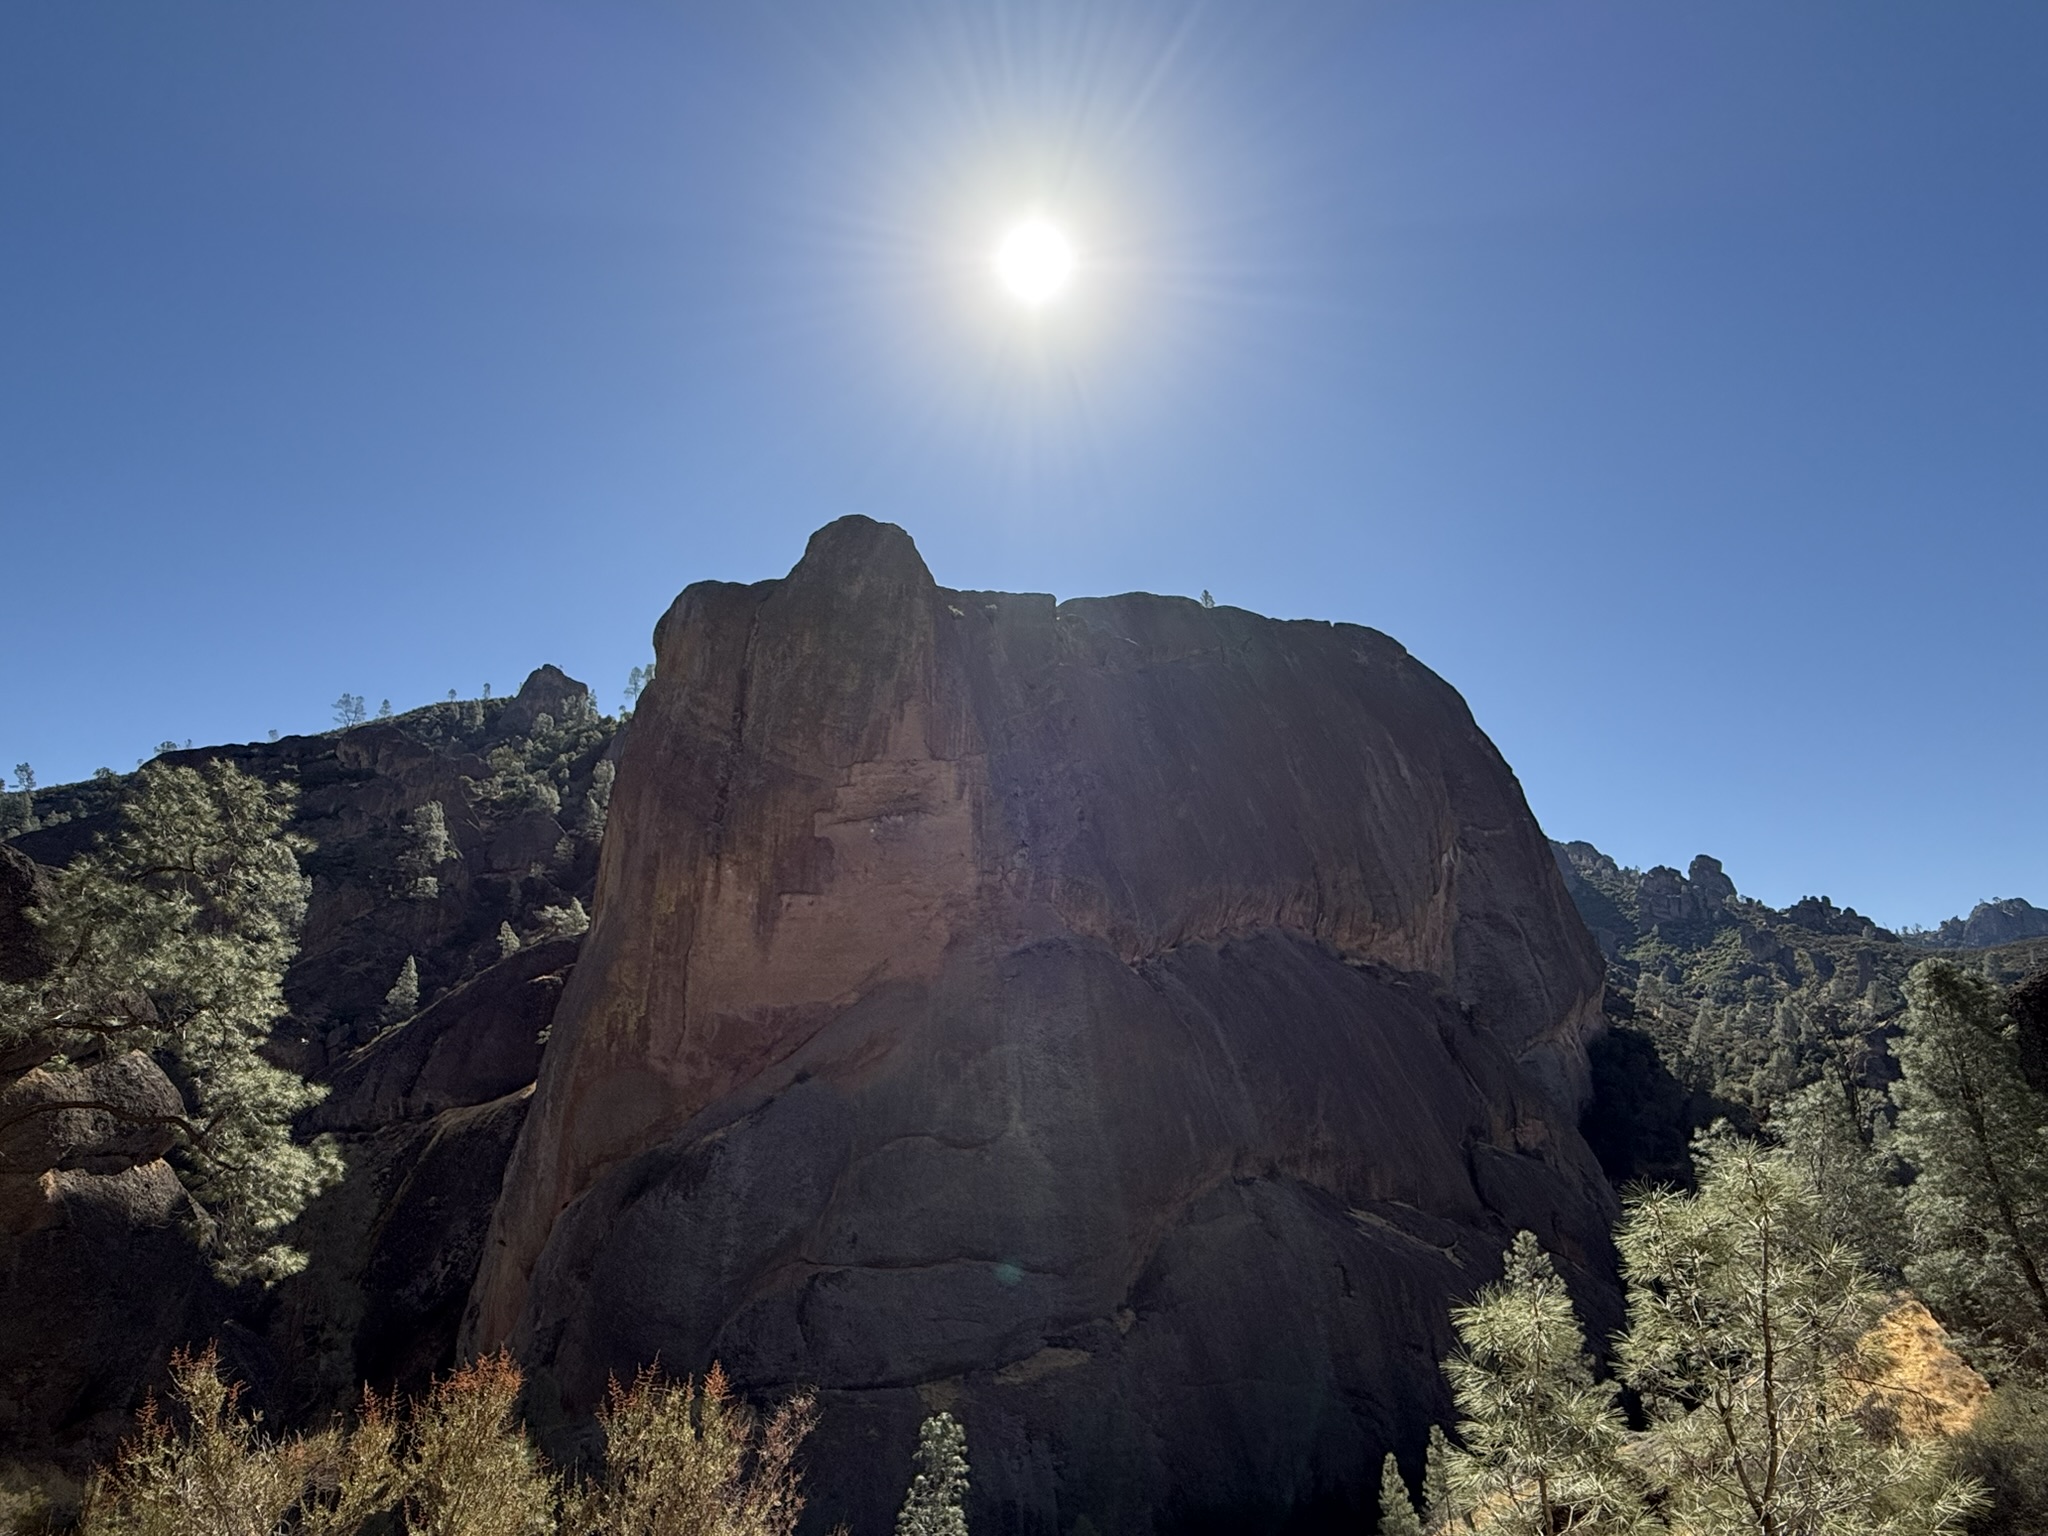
74,1347 -> 817,1536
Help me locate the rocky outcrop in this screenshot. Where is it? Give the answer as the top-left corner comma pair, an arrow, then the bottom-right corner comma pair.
11,668 -> 611,1064
0,844 -> 54,987
1,689 -> 605,1472
310,938 -> 578,1133
1934,898 -> 2048,951
267,1089 -> 533,1413
469,518 -> 1614,1534
0,1050 -> 215,1468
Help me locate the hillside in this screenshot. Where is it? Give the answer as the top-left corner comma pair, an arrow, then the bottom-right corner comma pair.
1556,839 -> 2048,1185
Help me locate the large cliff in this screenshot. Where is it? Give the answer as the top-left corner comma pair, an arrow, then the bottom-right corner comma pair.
466,517 -> 1615,1534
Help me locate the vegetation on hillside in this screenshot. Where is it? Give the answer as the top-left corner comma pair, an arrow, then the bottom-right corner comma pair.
0,761 -> 341,1281
1432,1137 -> 1985,1535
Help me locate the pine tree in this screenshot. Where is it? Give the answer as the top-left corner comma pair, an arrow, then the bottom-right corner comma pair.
4,762 -> 33,835
1422,1424 -> 1458,1533
896,1412 -> 969,1536
533,899 -> 590,941
1379,1452 -> 1424,1536
333,694 -> 367,728
399,801 -> 460,901
581,759 -> 616,840
497,921 -> 522,959
1441,1231 -> 1637,1536
1891,961 -> 2048,1378
0,761 -> 341,1281
1618,1130 -> 1981,1536
383,955 -> 420,1024
1769,1073 -> 1907,1280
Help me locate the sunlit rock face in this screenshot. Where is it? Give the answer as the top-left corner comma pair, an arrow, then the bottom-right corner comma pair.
467,516 -> 1615,1535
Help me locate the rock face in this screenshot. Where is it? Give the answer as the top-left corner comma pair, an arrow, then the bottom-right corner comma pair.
1937,898 -> 2048,951
0,679 -> 607,1477
468,518 -> 1614,1534
309,938 -> 579,1134
0,1049 -> 216,1467
0,845 -> 55,985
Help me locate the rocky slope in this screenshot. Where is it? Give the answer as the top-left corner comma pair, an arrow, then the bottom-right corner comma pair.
0,668 -> 614,1474
467,517 -> 1618,1535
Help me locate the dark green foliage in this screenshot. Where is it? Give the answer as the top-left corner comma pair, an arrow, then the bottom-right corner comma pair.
0,761 -> 342,1281
1556,840 -> 2048,1185
1952,1385 -> 2048,1536
398,801 -> 460,901
1617,1131 -> 1978,1535
1893,963 -> 2048,1379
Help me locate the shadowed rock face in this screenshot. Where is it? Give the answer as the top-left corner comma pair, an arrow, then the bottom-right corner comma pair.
468,517 -> 1612,1534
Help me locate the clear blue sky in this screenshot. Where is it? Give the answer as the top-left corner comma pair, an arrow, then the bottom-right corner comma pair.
3,2 -> 2043,930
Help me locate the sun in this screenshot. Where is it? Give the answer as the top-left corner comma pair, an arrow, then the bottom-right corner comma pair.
994,219 -> 1075,306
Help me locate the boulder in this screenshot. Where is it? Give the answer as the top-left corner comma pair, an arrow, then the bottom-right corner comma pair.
0,1158 -> 212,1470
468,518 -> 1614,1534
0,845 -> 54,985
0,1052 -> 186,1183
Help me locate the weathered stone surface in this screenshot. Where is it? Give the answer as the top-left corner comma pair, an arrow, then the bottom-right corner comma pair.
1940,897 -> 2048,950
0,1052 -> 186,1182
0,1159 -> 212,1467
268,1091 -> 532,1412
310,939 -> 578,1133
0,845 -> 54,986
470,518 -> 1614,1534
0,672 -> 604,1472
2009,968 -> 2048,1097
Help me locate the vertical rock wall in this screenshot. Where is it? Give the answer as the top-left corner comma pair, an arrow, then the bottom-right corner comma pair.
467,517 -> 1612,1534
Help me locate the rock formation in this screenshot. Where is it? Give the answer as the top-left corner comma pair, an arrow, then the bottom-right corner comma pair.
468,517 -> 1616,1534
0,672 -> 608,1477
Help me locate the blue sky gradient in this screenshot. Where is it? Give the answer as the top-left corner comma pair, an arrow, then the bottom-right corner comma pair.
3,1 -> 2043,928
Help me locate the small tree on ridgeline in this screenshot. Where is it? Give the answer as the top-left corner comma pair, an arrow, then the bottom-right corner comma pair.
333,694 -> 367,729
1440,1231 -> 1638,1536
9,762 -> 35,833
